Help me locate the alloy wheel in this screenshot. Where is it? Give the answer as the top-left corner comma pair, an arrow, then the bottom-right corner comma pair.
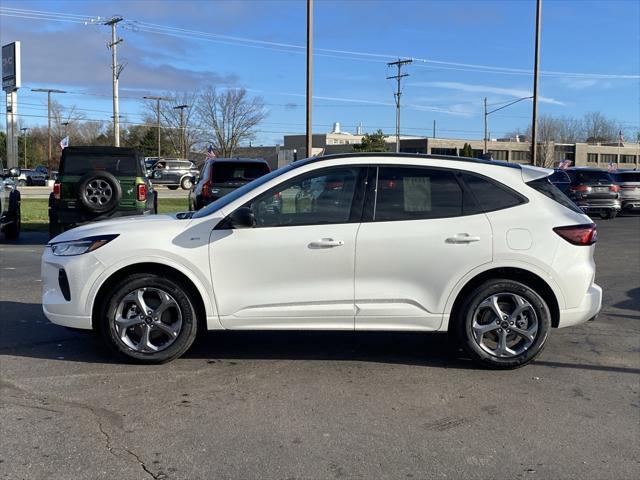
471,293 -> 538,358
113,287 -> 183,353
85,179 -> 113,207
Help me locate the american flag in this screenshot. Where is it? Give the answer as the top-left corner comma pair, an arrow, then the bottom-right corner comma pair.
607,161 -> 617,172
558,159 -> 572,170
206,144 -> 216,159
59,136 -> 69,149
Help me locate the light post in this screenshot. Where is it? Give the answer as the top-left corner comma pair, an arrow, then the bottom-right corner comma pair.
173,104 -> 189,158
20,127 -> 29,168
144,96 -> 168,161
31,88 -> 66,171
484,95 -> 533,157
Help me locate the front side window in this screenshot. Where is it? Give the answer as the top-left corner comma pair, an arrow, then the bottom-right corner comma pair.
249,166 -> 364,227
373,167 -> 464,221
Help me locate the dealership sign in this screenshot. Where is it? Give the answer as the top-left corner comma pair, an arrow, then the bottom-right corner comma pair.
2,41 -> 21,92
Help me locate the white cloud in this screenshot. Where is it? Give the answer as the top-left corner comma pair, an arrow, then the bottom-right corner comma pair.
412,81 -> 565,106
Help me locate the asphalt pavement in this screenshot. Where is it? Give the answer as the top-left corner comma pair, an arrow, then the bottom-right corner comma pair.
1,216 -> 639,480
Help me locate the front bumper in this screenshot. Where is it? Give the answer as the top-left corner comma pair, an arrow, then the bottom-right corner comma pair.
557,283 -> 602,328
41,248 -> 106,330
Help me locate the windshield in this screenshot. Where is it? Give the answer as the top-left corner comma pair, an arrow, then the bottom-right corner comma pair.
62,153 -> 138,176
212,162 -> 270,183
612,172 -> 640,182
193,159 -> 313,218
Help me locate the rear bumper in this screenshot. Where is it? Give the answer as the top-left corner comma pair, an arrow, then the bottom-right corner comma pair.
557,283 -> 602,328
621,199 -> 640,210
574,200 -> 621,212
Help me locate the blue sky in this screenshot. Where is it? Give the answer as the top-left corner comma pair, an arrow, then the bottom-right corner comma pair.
1,0 -> 639,145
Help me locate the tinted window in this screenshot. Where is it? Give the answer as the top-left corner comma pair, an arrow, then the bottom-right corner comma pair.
212,162 -> 271,183
373,167 -> 464,221
572,171 -> 613,183
462,173 -> 525,212
549,171 -> 570,183
249,167 -> 362,227
61,153 -> 137,176
527,177 -> 583,214
613,172 -> 640,182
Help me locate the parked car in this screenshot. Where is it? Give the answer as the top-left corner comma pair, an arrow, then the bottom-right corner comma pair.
49,146 -> 157,238
34,165 -> 50,178
189,158 -> 271,211
0,162 -> 21,240
42,153 -> 602,368
146,158 -> 199,190
561,168 -> 621,219
611,170 -> 640,212
17,168 -> 47,186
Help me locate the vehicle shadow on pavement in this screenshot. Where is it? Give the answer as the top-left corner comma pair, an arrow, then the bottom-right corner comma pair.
3,300 -> 640,374
0,230 -> 49,246
612,287 -> 640,314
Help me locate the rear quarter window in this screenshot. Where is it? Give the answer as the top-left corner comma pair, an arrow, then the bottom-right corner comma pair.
461,173 -> 526,212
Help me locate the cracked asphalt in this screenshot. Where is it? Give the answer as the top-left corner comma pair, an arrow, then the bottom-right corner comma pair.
1,216 -> 639,480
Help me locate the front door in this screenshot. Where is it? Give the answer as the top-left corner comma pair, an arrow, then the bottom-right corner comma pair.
354,165 -> 493,331
209,165 -> 367,329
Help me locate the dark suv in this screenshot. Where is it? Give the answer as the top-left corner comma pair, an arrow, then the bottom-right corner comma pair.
558,168 -> 621,219
49,146 -> 156,238
146,158 -> 200,190
189,158 -> 271,211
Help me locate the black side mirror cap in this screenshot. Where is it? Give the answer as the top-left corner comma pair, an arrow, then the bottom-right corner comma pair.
228,206 -> 255,229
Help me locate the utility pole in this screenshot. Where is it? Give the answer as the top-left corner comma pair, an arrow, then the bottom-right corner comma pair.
144,96 -> 168,161
173,104 -> 189,158
531,0 -> 542,166
387,58 -> 412,153
432,120 -> 436,139
31,88 -> 66,172
105,16 -> 124,147
306,0 -> 313,158
20,127 -> 29,168
484,97 -> 488,154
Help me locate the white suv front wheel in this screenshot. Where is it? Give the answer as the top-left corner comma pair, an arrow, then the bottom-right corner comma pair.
456,279 -> 551,369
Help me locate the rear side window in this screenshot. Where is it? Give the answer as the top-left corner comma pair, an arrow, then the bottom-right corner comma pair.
373,167 -> 464,221
212,162 -> 270,183
462,173 -> 525,212
61,153 -> 137,176
527,177 -> 583,214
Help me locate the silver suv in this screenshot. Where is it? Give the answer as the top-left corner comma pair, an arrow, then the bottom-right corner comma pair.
145,158 -> 200,190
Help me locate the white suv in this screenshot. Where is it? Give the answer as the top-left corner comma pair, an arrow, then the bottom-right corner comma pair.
42,154 -> 602,368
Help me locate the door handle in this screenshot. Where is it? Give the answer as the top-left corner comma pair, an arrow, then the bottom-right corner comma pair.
446,233 -> 481,244
308,238 -> 345,249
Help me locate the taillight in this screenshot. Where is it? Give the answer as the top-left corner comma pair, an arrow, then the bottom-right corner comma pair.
53,182 -> 61,200
569,185 -> 591,193
609,184 -> 620,192
553,224 -> 597,246
202,180 -> 211,199
137,183 -> 147,201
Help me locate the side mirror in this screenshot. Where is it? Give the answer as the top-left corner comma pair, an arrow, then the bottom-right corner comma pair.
9,167 -> 19,177
228,207 -> 255,229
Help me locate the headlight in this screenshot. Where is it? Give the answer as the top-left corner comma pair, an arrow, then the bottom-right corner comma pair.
50,235 -> 119,256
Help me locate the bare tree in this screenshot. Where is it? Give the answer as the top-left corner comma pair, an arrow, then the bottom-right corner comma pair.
532,115 -> 558,167
144,91 -> 201,158
196,87 -> 267,157
582,111 -> 618,143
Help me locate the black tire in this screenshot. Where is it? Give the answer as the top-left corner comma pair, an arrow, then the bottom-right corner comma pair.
607,210 -> 617,219
98,273 -> 198,364
49,219 -> 65,239
77,171 -> 122,213
167,185 -> 179,191
4,191 -> 21,240
153,190 -> 158,214
455,279 -> 551,369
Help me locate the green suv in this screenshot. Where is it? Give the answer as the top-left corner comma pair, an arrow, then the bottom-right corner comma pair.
49,146 -> 157,238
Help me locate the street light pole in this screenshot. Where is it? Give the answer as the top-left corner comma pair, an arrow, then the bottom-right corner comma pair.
20,127 -> 29,168
306,0 -> 313,158
173,104 -> 189,158
484,95 -> 533,158
531,0 -> 542,166
31,88 -> 66,172
144,96 -> 168,161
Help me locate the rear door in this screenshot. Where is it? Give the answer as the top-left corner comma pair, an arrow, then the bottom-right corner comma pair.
354,165 -> 492,331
